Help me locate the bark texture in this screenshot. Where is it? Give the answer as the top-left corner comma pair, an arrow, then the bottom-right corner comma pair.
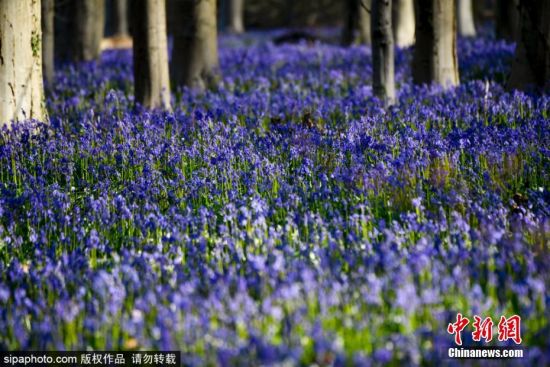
0,0 -> 47,125
171,0 -> 219,91
342,0 -> 371,45
55,0 -> 105,62
457,0 -> 476,37
41,0 -> 55,85
132,0 -> 171,109
227,0 -> 244,34
412,0 -> 459,89
496,0 -> 519,41
372,0 -> 395,105
508,0 -> 550,91
393,0 -> 415,47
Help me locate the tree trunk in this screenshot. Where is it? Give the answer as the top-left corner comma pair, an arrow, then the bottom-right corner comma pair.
74,0 -> 105,61
132,0 -> 171,109
342,0 -> 358,45
412,0 -> 459,89
171,0 -> 219,91
393,0 -> 415,47
41,0 -> 55,85
342,0 -> 371,45
227,0 -> 244,34
358,0 -> 371,44
508,0 -> 550,91
496,0 -> 519,41
372,0 -> 395,105
113,0 -> 129,36
55,0 -> 105,62
0,0 -> 47,126
457,0 -> 476,37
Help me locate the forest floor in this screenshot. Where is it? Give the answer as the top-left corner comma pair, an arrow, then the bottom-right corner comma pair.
0,30 -> 548,365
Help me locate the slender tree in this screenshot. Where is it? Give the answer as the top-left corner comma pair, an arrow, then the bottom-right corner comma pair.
342,0 -> 357,45
0,0 -> 47,125
342,0 -> 371,46
227,0 -> 245,34
113,0 -> 129,37
41,0 -> 55,85
74,0 -> 105,60
55,0 -> 105,62
457,0 -> 476,37
357,0 -> 371,44
171,0 -> 219,91
412,0 -> 459,89
105,0 -> 129,37
508,0 -> 550,91
393,0 -> 415,47
372,0 -> 395,105
496,0 -> 519,41
132,0 -> 171,109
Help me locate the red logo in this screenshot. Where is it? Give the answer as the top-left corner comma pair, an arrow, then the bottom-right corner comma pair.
498,315 -> 522,344
447,313 -> 470,345
447,314 -> 522,345
472,315 -> 494,342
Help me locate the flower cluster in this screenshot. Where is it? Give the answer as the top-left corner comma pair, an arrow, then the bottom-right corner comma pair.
0,32 -> 548,366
